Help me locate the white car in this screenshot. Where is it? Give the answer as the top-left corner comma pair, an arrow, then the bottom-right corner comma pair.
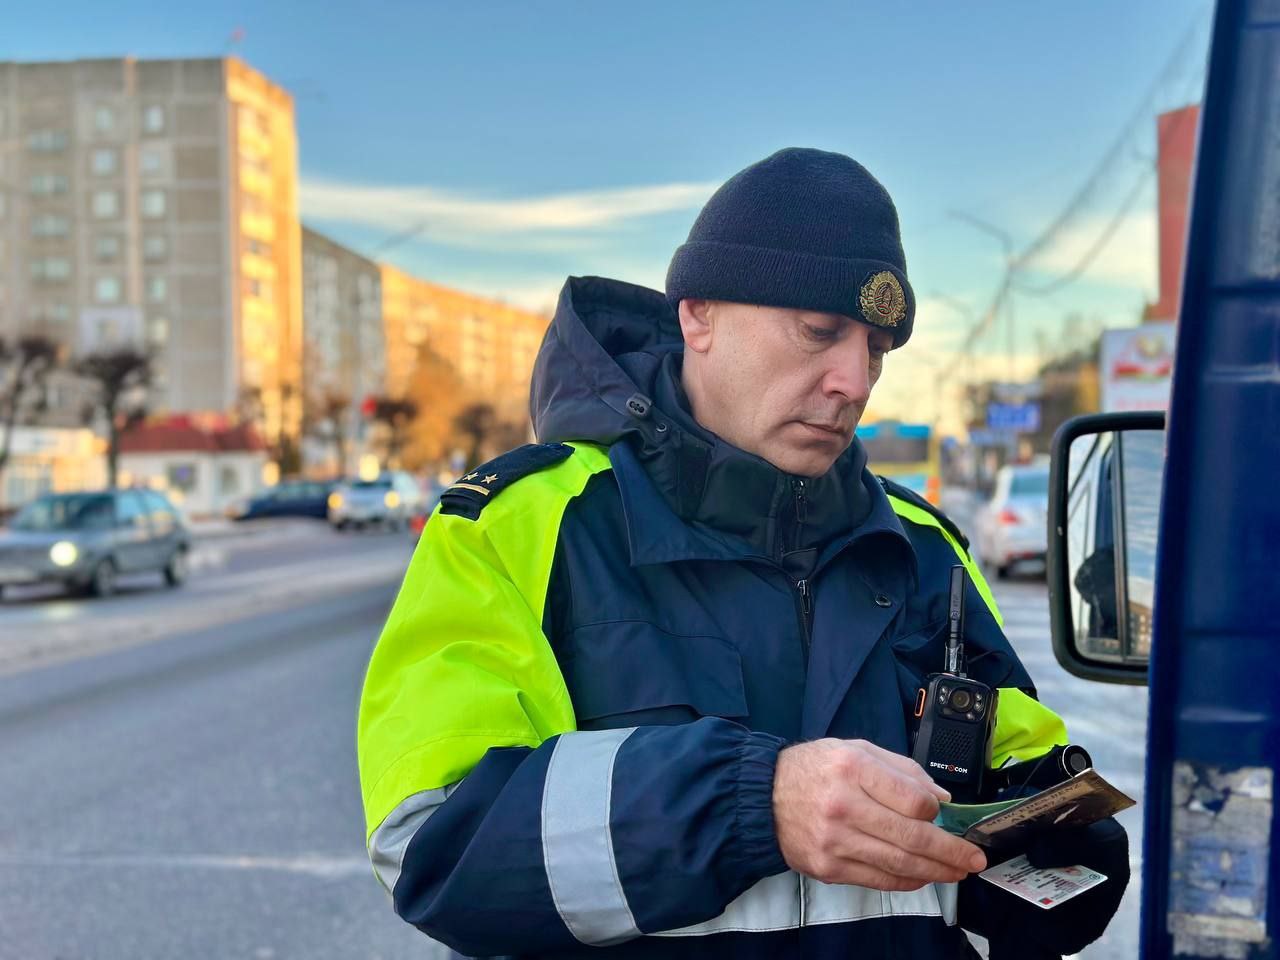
327,472 -> 424,531
975,465 -> 1049,578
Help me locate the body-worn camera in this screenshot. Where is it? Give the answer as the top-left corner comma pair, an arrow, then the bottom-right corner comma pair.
910,566 -> 998,803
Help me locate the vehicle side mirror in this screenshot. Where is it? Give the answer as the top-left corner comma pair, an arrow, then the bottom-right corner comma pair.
1047,412 -> 1166,685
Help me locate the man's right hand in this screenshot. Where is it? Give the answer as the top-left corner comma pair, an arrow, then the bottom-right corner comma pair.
772,738 -> 988,891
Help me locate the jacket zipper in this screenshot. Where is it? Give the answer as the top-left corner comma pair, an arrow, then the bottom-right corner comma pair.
791,477 -> 811,929
789,478 -> 813,659
795,579 -> 812,647
791,478 -> 808,546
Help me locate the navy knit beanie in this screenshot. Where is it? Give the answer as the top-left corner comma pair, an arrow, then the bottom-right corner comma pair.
666,147 -> 915,348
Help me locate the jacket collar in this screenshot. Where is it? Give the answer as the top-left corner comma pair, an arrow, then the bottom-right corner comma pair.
619,353 -> 885,562
610,438 -> 917,576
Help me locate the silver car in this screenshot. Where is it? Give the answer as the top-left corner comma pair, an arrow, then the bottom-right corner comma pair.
0,489 -> 192,599
327,472 -> 424,531
975,465 -> 1050,579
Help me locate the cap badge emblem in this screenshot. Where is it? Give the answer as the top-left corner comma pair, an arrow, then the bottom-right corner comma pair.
859,271 -> 906,328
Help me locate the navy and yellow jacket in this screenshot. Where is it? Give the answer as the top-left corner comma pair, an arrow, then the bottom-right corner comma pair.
358,277 -> 1067,959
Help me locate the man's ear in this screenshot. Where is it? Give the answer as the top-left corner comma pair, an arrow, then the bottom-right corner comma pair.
678,299 -> 715,354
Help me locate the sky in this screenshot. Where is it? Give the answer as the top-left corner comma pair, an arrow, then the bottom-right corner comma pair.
5,0 -> 1214,423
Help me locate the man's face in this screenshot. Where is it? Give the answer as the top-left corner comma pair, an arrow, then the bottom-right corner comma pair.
678,300 -> 893,478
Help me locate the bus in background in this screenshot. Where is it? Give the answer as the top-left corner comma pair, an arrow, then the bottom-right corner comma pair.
856,421 -> 941,505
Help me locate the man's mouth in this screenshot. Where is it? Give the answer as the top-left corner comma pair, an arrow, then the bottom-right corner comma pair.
798,421 -> 848,438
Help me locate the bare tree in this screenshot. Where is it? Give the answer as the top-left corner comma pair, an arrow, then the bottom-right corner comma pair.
368,395 -> 419,469
402,343 -> 467,471
75,348 -> 152,488
308,387 -> 352,475
0,334 -> 60,478
453,402 -> 497,470
236,383 -> 303,476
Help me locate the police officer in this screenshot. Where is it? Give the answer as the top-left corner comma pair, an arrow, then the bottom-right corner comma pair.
358,148 -> 1128,959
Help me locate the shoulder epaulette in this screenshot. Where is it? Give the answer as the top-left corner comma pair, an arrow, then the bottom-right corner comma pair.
438,443 -> 575,520
878,475 -> 970,551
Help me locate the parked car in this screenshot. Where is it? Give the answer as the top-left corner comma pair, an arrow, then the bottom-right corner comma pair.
228,480 -> 336,521
974,464 -> 1050,579
328,472 -> 424,531
0,489 -> 191,599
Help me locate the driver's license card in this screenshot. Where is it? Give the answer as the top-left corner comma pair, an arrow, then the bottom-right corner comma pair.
979,854 -> 1108,909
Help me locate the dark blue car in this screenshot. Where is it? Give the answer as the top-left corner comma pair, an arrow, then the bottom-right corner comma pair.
229,480 -> 336,522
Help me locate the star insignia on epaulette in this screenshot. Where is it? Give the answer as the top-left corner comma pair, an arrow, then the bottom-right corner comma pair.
438,442 -> 575,521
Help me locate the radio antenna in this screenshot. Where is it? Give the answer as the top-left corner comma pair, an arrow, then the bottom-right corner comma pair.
946,565 -> 967,677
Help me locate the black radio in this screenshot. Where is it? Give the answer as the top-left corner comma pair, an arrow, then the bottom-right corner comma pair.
910,565 -> 998,804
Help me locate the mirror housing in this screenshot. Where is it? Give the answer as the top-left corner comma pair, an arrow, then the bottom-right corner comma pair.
1047,411 -> 1165,685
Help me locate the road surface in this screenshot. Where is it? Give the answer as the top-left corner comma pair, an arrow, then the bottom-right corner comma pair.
0,515 -> 1146,959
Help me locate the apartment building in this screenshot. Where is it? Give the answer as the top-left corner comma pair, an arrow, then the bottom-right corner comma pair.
0,56 -> 302,447
301,225 -> 384,472
379,263 -> 548,424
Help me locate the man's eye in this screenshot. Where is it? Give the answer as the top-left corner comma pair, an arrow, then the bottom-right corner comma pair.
805,324 -> 838,341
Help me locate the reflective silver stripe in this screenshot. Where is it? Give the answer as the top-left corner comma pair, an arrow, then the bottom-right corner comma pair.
653,873 -> 956,936
936,880 -> 959,925
652,871 -> 801,936
367,784 -> 456,896
541,728 -> 640,945
804,877 -> 957,927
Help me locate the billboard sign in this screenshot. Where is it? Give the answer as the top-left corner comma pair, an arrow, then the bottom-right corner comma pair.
986,402 -> 1041,433
1100,323 -> 1176,412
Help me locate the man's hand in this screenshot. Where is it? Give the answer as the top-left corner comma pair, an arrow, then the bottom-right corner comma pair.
772,739 -> 988,891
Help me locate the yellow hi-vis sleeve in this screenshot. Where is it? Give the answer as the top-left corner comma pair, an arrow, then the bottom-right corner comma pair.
357,443 -> 612,839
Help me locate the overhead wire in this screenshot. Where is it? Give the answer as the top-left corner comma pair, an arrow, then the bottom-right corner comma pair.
934,6 -> 1212,387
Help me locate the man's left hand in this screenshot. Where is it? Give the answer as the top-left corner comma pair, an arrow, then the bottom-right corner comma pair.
961,817 -> 1130,958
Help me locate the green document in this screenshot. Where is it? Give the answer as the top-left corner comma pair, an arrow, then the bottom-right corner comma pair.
934,799 -> 1021,836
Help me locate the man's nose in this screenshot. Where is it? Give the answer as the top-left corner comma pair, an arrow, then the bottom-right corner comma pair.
822,335 -> 873,406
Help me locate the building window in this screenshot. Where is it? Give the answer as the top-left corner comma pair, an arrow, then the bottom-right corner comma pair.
91,148 -> 118,176
92,190 -> 120,219
218,465 -> 240,496
94,276 -> 122,304
94,234 -> 122,261
30,214 -> 70,238
30,257 -> 71,282
141,189 -> 166,218
142,105 -> 165,134
94,106 -> 115,133
140,148 -> 163,175
147,276 -> 167,303
32,302 -> 71,324
29,174 -> 69,196
27,129 -> 69,152
143,234 -> 168,261
167,462 -> 197,493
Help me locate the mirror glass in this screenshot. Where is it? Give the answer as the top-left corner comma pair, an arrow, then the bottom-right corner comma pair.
1118,430 -> 1164,659
1064,428 -> 1165,667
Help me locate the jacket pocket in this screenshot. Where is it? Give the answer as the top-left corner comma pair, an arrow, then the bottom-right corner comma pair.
563,620 -> 749,728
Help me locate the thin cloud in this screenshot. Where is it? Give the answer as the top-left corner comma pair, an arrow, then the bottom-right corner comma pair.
1020,208 -> 1158,294
299,176 -> 717,251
